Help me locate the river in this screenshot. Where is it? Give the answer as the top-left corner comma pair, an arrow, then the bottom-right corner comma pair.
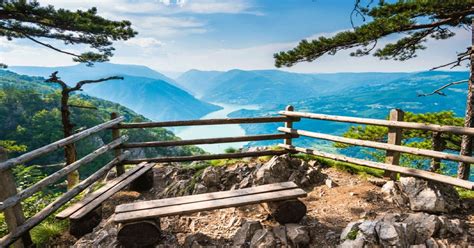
174,103 -> 259,154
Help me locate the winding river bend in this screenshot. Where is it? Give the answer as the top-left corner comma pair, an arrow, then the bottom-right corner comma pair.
174,103 -> 259,154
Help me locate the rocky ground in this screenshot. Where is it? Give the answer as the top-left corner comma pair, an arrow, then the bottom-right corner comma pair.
51,154 -> 474,247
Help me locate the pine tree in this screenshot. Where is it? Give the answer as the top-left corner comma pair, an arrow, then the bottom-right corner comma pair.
0,0 -> 137,67
274,1 -> 474,179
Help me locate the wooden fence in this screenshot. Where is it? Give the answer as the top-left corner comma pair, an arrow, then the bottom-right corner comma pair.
1,105 -> 474,247
0,110 -> 296,247
278,108 -> 474,190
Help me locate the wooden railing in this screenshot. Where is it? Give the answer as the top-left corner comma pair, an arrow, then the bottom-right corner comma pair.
2,104 -> 474,247
0,109 -> 297,247
278,108 -> 474,190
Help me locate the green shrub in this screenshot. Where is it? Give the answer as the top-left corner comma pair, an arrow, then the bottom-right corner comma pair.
224,147 -> 237,153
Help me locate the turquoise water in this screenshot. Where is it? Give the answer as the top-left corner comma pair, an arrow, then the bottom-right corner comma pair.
174,103 -> 259,154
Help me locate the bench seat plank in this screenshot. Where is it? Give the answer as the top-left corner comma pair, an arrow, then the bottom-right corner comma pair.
69,163 -> 155,220
56,162 -> 148,220
116,181 -> 299,214
114,188 -> 307,223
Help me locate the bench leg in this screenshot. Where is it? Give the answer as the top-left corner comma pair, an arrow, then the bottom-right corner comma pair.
69,205 -> 102,238
117,218 -> 161,247
129,169 -> 154,192
262,199 -> 307,224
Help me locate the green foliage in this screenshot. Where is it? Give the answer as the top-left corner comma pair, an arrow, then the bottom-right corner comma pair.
0,0 -> 136,65
275,1 -> 473,67
30,222 -> 67,246
335,111 -> 464,172
346,228 -> 359,240
0,71 -> 203,178
224,147 -> 238,153
456,187 -> 474,199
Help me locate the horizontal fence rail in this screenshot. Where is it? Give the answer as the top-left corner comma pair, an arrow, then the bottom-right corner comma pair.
124,149 -> 288,164
279,111 -> 474,136
278,127 -> 474,164
0,151 -> 131,247
121,133 -> 296,148
279,144 -> 474,190
116,116 -> 299,129
0,136 -> 128,212
0,116 -> 125,172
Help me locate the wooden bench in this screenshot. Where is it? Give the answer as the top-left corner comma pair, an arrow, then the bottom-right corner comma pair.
56,162 -> 155,237
113,181 -> 307,247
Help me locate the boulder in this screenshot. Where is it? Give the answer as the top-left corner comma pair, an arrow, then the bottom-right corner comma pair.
381,181 -> 408,207
201,166 -> 221,187
338,213 -> 467,247
183,233 -> 213,248
233,221 -> 263,247
254,155 -> 292,185
193,183 -> 208,194
250,229 -> 276,248
399,177 -> 460,213
285,224 -> 310,247
272,226 -> 288,247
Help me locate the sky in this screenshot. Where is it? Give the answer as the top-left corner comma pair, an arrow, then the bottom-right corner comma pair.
0,0 -> 470,73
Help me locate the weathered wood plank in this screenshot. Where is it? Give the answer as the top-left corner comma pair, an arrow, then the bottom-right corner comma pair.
0,148 -> 32,248
121,134 -> 294,148
114,188 -> 307,223
384,109 -> 404,179
279,110 -> 474,136
0,136 -> 128,212
0,152 -> 130,247
116,116 -> 299,129
278,127 -> 474,164
111,112 -> 125,176
69,163 -> 155,220
116,181 -> 299,213
55,162 -> 148,219
123,149 -> 288,164
0,116 -> 125,172
284,105 -> 294,146
279,144 -> 474,190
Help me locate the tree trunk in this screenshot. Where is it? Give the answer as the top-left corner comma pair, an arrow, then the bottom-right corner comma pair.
61,89 -> 79,189
457,18 -> 474,180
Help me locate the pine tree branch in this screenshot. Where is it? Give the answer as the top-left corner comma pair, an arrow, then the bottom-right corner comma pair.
417,79 -> 469,97
69,76 -> 123,92
45,71 -> 68,89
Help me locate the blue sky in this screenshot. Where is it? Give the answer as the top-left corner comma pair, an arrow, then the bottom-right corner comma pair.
0,0 -> 470,73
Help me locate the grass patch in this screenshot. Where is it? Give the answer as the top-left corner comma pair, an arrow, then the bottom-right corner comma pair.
293,153 -> 384,178
30,220 -> 68,246
457,187 -> 474,199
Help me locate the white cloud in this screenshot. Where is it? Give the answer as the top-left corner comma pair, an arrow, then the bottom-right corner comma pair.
124,37 -> 164,48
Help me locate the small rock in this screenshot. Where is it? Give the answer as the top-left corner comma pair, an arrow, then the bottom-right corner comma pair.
286,224 -> 310,247
201,166 -> 221,187
250,229 -> 276,248
233,221 -> 263,247
272,226 -> 288,247
349,192 -> 357,196
183,233 -> 212,248
325,178 -> 337,188
368,177 -> 387,187
193,183 -> 208,194
254,155 -> 292,185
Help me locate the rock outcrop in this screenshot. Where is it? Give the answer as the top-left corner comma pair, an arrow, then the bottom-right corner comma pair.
339,213 -> 469,247
381,177 -> 461,213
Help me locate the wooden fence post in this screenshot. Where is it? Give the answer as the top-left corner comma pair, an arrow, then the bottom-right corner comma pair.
111,112 -> 125,176
284,105 -> 294,146
384,109 -> 404,180
430,132 -> 444,172
0,147 -> 33,248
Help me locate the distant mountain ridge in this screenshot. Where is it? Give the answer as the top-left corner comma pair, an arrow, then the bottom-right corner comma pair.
175,69 -> 412,106
8,63 -> 221,121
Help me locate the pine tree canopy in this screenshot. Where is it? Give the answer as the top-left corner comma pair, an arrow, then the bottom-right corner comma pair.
274,1 -> 474,68
0,0 -> 137,67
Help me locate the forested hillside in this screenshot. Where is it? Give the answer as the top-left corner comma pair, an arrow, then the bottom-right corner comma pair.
0,70 -> 203,178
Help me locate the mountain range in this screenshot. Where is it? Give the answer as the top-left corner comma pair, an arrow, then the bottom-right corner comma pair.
9,63 -> 221,121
